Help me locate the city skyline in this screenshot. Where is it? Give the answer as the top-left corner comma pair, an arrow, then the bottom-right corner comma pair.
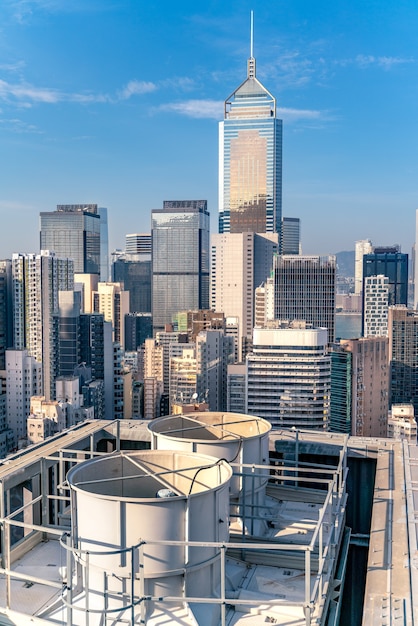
0,0 -> 417,257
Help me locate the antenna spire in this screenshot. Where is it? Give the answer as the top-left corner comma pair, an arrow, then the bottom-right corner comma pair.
250,10 -> 254,58
247,11 -> 256,78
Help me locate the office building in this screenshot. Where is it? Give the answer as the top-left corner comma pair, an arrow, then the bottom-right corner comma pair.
152,200 -> 210,333
329,344 -> 352,434
388,306 -> 418,417
40,204 -> 101,275
362,246 -> 408,312
354,239 -> 373,295
124,312 -> 152,351
98,207 -> 109,282
363,275 -> 389,337
218,16 -> 282,235
211,232 -> 278,360
414,210 -> 418,309
281,217 -> 301,255
273,255 -> 336,342
125,233 -> 151,255
112,253 -> 151,313
246,323 -> 330,429
227,363 -> 246,413
58,291 -> 81,377
79,313 -> 106,382
11,251 -> 74,399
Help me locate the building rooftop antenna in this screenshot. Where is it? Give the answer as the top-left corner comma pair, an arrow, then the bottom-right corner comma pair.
248,11 -> 256,78
250,10 -> 254,59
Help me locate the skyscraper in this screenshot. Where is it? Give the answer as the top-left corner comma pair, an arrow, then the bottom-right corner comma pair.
362,246 -> 408,306
11,251 -> 74,399
93,282 -> 130,348
281,217 -> 301,255
98,207 -> 109,282
218,14 -> 282,235
211,232 -> 278,359
388,306 -> 418,417
246,323 -> 330,430
58,291 -> 81,377
125,233 -> 151,255
362,246 -> 408,336
112,253 -> 151,313
330,337 -> 389,436
273,255 -> 336,343
40,204 -> 101,275
152,200 -> 210,333
363,275 -> 389,337
354,239 -> 373,295
0,260 -> 12,370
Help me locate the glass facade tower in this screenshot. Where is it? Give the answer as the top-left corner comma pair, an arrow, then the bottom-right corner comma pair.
219,33 -> 282,235
152,200 -> 210,334
40,204 -> 101,275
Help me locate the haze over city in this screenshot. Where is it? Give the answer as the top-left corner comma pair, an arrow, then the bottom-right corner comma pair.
0,0 -> 417,256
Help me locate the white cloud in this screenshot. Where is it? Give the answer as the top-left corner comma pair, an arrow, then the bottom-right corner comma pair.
339,54 -> 414,70
0,117 -> 42,133
277,107 -> 324,123
6,0 -> 97,23
118,80 -> 157,100
0,79 -> 60,103
158,99 -> 223,119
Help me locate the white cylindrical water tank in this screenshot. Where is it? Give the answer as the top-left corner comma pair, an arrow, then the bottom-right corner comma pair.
66,449 -> 232,617
148,412 -> 271,500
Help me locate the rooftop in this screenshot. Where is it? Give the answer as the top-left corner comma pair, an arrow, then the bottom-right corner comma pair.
0,418 -> 414,625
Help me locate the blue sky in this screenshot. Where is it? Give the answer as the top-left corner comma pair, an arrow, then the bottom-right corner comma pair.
0,0 -> 417,257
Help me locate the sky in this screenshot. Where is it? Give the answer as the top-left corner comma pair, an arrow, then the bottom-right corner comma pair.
0,0 -> 418,257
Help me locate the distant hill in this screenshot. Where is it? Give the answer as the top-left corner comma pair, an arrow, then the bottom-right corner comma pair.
335,250 -> 355,278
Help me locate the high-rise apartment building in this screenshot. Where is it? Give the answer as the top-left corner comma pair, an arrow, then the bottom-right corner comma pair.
336,337 -> 389,437
93,282 -> 130,349
330,337 -> 389,436
6,348 -> 42,445
218,17 -> 282,235
0,260 -> 12,370
40,204 -> 101,275
152,200 -> 210,333
273,255 -> 336,343
11,251 -> 74,399
246,323 -> 330,429
363,275 -> 389,337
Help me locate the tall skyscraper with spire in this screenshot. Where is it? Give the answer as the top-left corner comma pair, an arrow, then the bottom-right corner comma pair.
218,13 -> 282,236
